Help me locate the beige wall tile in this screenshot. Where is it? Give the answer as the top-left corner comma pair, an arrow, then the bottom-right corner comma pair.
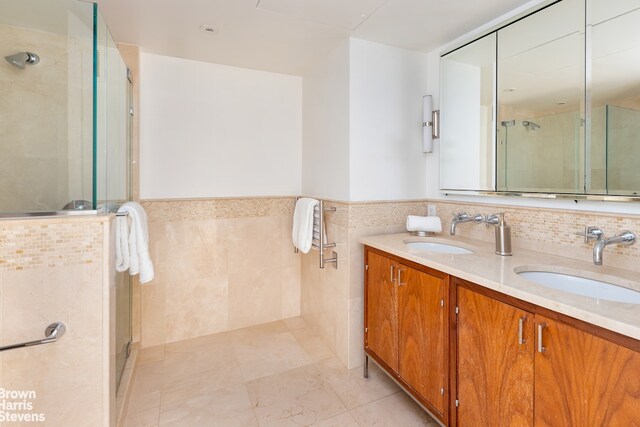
140,198 -> 302,347
0,216 -> 111,426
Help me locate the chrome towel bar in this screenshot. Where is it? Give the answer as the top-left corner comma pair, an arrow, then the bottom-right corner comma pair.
0,322 -> 66,353
293,198 -> 338,269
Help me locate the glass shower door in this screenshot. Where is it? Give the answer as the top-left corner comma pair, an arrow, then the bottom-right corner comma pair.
95,8 -> 132,391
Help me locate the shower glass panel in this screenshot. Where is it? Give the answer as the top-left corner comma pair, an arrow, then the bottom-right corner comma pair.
499,113 -> 582,193
95,9 -> 132,391
0,0 -> 94,213
606,106 -> 640,196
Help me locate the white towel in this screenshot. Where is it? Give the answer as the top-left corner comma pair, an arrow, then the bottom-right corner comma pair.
292,198 -> 319,254
116,202 -> 155,284
406,215 -> 442,233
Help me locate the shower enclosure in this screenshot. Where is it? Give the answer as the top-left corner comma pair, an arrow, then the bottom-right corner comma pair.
0,0 -> 132,390
498,111 -> 583,193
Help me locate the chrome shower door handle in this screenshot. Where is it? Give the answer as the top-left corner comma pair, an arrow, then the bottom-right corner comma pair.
0,322 -> 66,353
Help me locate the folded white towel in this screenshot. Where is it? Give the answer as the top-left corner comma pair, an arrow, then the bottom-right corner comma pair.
406,215 -> 442,233
116,202 -> 155,284
292,198 -> 319,254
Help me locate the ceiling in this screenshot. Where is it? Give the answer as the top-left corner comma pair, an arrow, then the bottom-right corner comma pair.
96,0 -> 531,76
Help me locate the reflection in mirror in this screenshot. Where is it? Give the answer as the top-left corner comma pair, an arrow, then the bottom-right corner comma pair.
497,0 -> 585,193
590,0 -> 640,196
440,33 -> 496,191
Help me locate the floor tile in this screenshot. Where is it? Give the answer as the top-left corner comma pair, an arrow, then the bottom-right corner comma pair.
247,364 -> 348,426
232,330 -> 311,381
291,327 -> 334,363
350,392 -> 437,427
160,361 -> 246,406
123,407 -> 160,427
159,383 -> 257,427
315,411 -> 360,426
307,358 -> 399,410
127,322 -> 437,427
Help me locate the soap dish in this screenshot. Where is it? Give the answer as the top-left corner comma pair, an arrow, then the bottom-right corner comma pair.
409,231 -> 435,237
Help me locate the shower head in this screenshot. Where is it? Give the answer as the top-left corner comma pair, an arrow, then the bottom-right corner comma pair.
4,52 -> 39,69
522,120 -> 541,131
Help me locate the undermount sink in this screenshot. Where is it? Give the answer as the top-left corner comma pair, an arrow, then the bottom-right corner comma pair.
516,270 -> 640,304
404,241 -> 474,255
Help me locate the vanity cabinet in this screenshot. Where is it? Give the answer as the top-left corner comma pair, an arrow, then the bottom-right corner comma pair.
365,251 -> 399,371
457,285 -> 534,426
364,246 -> 640,426
364,248 -> 449,422
535,316 -> 640,426
455,278 -> 640,427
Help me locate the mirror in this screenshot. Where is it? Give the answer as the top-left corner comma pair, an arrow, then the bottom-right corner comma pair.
497,0 -> 584,194
590,0 -> 640,196
439,0 -> 640,200
440,33 -> 496,191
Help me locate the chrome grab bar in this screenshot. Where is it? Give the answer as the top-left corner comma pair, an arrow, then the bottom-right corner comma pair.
0,322 -> 66,353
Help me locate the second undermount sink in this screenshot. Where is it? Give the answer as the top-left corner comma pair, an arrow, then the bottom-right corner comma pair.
404,241 -> 474,255
516,270 -> 640,304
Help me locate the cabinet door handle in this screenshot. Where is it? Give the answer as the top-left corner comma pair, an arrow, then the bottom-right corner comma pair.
518,317 -> 526,345
537,323 -> 547,353
390,265 -> 396,283
397,268 -> 407,286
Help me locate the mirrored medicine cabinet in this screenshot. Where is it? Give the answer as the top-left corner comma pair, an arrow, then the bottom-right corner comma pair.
440,0 -> 640,200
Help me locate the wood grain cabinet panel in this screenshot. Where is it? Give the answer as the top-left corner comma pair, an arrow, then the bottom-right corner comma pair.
398,265 -> 447,414
457,286 -> 534,427
365,248 -> 449,423
535,315 -> 640,427
365,251 -> 398,372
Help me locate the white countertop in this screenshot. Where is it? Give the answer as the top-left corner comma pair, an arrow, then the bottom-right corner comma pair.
359,233 -> 640,341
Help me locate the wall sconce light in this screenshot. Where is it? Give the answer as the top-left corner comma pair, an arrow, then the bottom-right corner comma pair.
423,95 -> 440,153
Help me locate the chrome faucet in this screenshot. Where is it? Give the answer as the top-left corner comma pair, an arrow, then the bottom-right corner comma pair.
592,231 -> 636,266
575,226 -> 604,244
450,212 -> 483,235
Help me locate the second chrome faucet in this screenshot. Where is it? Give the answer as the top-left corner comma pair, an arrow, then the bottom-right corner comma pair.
576,226 -> 636,265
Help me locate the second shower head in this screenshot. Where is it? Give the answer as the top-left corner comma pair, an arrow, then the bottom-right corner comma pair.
5,52 -> 40,69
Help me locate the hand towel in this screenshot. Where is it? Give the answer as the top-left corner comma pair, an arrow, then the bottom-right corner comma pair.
115,213 -> 130,273
116,202 -> 155,284
292,198 -> 319,254
406,215 -> 442,233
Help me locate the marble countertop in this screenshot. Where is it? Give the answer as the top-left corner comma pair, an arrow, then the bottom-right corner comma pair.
359,233 -> 640,341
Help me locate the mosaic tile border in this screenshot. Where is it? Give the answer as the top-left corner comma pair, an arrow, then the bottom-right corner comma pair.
141,197 -> 296,223
0,219 -> 103,271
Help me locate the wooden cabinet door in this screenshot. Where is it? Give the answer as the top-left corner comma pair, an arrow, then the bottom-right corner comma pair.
365,250 -> 398,372
535,315 -> 640,427
457,287 -> 534,427
398,265 -> 447,415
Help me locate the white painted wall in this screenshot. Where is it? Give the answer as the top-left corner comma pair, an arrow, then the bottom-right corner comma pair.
427,0 -> 640,214
349,38 -> 428,201
301,40 -> 351,201
140,52 -> 302,199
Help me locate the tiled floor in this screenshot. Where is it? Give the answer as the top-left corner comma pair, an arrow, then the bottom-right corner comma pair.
122,317 -> 437,426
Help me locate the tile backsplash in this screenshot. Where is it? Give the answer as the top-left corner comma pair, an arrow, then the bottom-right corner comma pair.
431,200 -> 640,272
